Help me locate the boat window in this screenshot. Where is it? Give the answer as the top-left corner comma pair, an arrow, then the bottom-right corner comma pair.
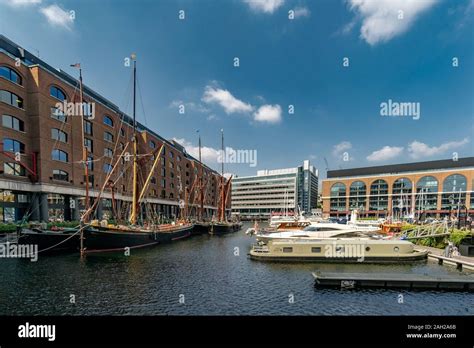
311,247 -> 321,253
393,246 -> 399,252
282,247 -> 293,253
365,247 -> 370,252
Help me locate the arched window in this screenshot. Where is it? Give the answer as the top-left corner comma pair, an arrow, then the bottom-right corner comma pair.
392,178 -> 412,214
330,183 -> 346,212
369,179 -> 388,211
2,115 -> 24,131
0,66 -> 22,85
50,86 -> 67,101
442,174 -> 467,209
3,138 -> 24,153
52,149 -> 68,162
349,181 -> 366,211
103,115 -> 114,127
416,176 -> 438,211
51,128 -> 68,143
53,169 -> 69,181
149,140 -> 156,149
0,90 -> 23,108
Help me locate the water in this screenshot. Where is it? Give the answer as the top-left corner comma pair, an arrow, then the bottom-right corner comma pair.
1,222 -> 473,315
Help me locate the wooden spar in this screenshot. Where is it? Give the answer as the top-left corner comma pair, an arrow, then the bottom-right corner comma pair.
137,144 -> 164,203
198,132 -> 204,221
82,143 -> 129,221
224,175 -> 233,215
130,54 -> 139,225
72,64 -> 90,218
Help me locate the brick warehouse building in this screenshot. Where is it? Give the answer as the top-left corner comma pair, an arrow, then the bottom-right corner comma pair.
0,35 -> 228,223
322,157 -> 474,218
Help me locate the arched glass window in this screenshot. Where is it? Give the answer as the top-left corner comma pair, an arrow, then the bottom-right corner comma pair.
330,183 -> 346,212
3,138 -> 24,153
50,86 -> 67,101
442,174 -> 467,209
2,115 -> 24,131
51,128 -> 68,143
104,148 -> 113,158
149,140 -> 156,149
369,179 -> 388,211
0,66 -> 22,85
392,178 -> 412,214
53,169 -> 69,181
349,181 -> 366,211
103,115 -> 114,127
416,176 -> 438,211
0,90 -> 23,108
52,149 -> 68,162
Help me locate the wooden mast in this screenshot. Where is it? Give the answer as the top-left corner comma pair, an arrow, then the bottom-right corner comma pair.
220,129 -> 225,222
198,131 -> 204,221
129,54 -> 139,225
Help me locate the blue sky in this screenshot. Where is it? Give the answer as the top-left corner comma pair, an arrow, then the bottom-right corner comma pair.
1,0 -> 473,179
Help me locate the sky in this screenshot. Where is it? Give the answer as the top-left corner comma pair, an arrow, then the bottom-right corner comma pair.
1,0 -> 473,179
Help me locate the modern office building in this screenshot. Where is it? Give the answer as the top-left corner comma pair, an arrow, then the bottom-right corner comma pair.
321,157 -> 474,218
231,160 -> 319,220
0,35 -> 227,223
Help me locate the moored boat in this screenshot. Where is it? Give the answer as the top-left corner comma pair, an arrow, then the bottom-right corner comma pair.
18,226 -> 80,253
249,238 -> 428,263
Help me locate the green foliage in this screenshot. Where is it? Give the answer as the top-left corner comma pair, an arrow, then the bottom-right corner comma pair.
449,230 -> 471,246
45,221 -> 80,229
0,223 -> 18,233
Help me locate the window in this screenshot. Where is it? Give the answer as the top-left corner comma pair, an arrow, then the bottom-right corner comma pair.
349,181 -> 366,211
3,138 -> 24,153
282,247 -> 293,253
84,175 -> 94,187
2,115 -> 24,131
330,183 -> 346,212
392,178 -> 412,213
51,106 -> 66,122
311,247 -> 321,253
52,149 -> 68,162
0,66 -> 22,85
161,179 -> 166,188
4,163 -> 25,176
84,138 -> 93,152
51,128 -> 67,143
53,169 -> 69,181
104,148 -> 113,158
84,120 -> 93,135
169,162 -> 174,169
442,174 -> 467,209
120,128 -> 125,137
177,155 -> 181,162
149,140 -> 156,149
87,155 -> 94,171
50,86 -> 66,101
151,177 -> 157,184
104,131 -> 114,143
161,168 -> 166,177
0,90 -> 23,108
103,115 -> 114,127
369,179 -> 388,211
103,163 -> 113,173
416,176 -> 438,211
169,151 -> 174,158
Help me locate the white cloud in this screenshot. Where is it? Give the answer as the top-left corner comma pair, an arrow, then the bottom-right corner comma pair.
347,0 -> 438,45
408,138 -> 469,159
4,0 -> 41,6
40,4 -> 73,30
293,6 -> 310,18
332,141 -> 352,155
172,138 -> 221,164
366,145 -> 404,161
253,104 -> 282,124
243,0 -> 285,14
202,86 -> 253,114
